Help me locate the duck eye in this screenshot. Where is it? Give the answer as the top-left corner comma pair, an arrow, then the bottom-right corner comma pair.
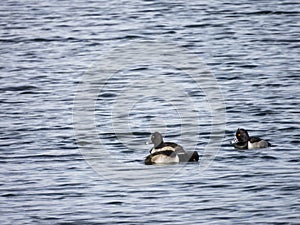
237,133 -> 240,136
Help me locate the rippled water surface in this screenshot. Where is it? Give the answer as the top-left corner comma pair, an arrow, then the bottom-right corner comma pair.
1,0 -> 300,224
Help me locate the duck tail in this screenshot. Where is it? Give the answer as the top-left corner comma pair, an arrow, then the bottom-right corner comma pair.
190,151 -> 199,162
178,151 -> 199,162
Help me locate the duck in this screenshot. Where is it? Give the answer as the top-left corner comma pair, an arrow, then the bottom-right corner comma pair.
144,132 -> 199,165
231,128 -> 271,150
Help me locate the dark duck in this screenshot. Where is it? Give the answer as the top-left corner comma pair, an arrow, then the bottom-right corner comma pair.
231,128 -> 271,150
144,132 -> 199,165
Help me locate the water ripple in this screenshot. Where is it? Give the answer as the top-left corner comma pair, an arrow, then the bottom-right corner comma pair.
0,0 -> 299,224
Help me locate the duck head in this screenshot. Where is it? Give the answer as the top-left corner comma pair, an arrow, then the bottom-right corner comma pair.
231,128 -> 250,144
146,132 -> 163,148
235,128 -> 250,142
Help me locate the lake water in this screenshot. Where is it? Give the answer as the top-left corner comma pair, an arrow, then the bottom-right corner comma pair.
1,0 -> 299,224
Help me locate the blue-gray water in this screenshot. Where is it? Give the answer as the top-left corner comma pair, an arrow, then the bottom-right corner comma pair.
1,0 -> 299,224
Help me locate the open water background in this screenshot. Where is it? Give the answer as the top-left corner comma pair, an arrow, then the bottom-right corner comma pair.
1,0 -> 299,224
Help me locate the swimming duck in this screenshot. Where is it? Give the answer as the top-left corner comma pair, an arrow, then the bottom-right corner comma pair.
231,128 -> 271,150
144,132 -> 199,165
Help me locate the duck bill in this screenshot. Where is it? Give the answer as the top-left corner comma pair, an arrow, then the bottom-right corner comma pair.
230,137 -> 238,144
145,140 -> 153,145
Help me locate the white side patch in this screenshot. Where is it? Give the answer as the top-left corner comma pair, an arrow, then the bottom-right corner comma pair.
248,140 -> 269,149
152,154 -> 180,164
